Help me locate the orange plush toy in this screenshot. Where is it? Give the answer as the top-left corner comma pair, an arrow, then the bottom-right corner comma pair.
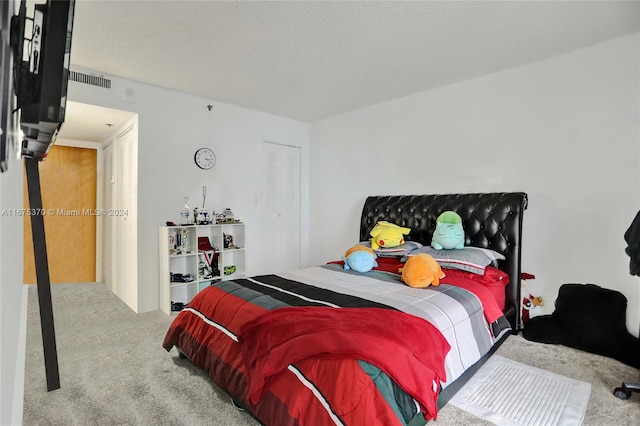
401,253 -> 445,288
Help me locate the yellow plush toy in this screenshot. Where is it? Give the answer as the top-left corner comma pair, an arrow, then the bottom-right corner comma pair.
401,253 -> 445,288
370,221 -> 411,250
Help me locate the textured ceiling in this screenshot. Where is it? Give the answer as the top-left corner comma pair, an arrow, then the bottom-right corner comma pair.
67,0 -> 640,126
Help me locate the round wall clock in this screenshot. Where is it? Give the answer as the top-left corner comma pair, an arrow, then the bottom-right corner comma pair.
194,147 -> 216,170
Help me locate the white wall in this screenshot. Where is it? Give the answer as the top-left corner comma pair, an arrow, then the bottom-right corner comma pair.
309,33 -> 640,335
0,150 -> 26,425
67,70 -> 310,313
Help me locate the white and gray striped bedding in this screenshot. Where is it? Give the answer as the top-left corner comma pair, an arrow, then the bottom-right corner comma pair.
276,264 -> 510,386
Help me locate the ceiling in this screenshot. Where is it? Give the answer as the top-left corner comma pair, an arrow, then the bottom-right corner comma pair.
61,101 -> 137,143
60,0 -> 640,141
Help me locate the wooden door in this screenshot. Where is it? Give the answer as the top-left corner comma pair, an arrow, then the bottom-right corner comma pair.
23,145 -> 97,284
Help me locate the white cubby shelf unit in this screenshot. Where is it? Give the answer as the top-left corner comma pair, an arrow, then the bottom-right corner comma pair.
159,223 -> 246,314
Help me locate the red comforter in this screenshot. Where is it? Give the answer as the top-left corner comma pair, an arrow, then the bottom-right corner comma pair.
163,266 -> 512,425
239,306 -> 451,421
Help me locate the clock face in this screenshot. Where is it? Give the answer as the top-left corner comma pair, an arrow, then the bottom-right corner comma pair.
194,148 -> 216,170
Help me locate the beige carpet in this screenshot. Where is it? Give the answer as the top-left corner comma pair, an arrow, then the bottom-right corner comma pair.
22,283 -> 257,426
23,283 -> 640,425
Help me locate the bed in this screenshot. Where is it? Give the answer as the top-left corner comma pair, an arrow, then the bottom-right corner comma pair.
163,192 -> 528,425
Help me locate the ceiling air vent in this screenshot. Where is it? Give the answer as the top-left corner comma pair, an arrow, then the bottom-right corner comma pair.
69,71 -> 111,89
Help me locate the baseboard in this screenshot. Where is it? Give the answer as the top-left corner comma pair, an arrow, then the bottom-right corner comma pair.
11,285 -> 28,425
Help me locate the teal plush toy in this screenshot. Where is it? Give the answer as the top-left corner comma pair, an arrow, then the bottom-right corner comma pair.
431,211 -> 465,250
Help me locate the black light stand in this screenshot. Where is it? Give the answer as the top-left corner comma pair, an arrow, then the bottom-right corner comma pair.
24,157 -> 60,391
612,321 -> 640,400
613,211 -> 640,401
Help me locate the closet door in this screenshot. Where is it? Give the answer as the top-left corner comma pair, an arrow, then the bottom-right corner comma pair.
114,125 -> 138,311
101,141 -> 114,292
260,141 -> 301,274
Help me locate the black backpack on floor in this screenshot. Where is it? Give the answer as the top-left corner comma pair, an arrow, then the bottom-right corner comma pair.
523,283 -> 640,369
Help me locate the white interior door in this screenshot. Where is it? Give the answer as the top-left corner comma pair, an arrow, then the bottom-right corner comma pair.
101,141 -> 114,292
261,141 -> 301,274
114,125 -> 138,311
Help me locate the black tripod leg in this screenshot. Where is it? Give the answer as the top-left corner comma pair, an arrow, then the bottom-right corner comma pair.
25,158 -> 60,391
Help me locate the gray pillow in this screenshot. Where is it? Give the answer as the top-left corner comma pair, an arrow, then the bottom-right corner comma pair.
359,241 -> 423,258
404,246 -> 504,275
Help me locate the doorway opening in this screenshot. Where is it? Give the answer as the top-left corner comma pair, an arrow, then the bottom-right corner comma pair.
22,101 -> 139,311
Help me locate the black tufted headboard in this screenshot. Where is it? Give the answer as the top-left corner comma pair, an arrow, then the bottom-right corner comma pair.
359,192 -> 528,330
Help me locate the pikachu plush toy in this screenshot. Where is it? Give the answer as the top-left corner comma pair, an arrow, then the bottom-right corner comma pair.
369,221 -> 411,250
